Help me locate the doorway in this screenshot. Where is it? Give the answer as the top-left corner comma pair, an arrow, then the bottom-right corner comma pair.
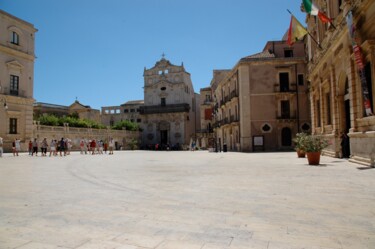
160,130 -> 168,145
281,127 -> 292,146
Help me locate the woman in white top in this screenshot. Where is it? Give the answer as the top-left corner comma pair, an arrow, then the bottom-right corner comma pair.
14,138 -> 21,156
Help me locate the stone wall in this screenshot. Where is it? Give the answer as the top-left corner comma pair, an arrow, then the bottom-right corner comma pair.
2,122 -> 140,152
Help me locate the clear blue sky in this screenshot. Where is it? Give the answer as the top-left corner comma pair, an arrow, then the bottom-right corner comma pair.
1,0 -> 306,110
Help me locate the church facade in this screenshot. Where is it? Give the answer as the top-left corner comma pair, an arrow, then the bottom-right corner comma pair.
139,58 -> 199,149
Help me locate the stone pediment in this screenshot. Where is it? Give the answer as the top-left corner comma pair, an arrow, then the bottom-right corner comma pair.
6,60 -> 24,70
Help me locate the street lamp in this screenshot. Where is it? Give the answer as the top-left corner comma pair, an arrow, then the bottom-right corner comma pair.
0,97 -> 7,110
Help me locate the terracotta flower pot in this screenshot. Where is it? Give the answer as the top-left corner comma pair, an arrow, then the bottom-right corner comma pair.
296,149 -> 306,158
306,152 -> 321,165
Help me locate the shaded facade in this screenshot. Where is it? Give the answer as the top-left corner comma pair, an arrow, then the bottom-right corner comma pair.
305,0 -> 375,166
0,10 -> 37,151
213,40 -> 310,152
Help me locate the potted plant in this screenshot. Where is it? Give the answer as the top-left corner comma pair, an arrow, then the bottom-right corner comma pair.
294,132 -> 308,158
302,135 -> 328,165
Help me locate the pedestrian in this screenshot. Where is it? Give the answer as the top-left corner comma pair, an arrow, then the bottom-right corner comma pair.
41,138 -> 48,156
49,139 -> 56,157
104,140 -> 108,154
98,140 -> 104,154
65,138 -> 71,155
12,140 -> 16,156
108,138 -> 114,155
80,139 -> 85,154
32,138 -> 38,156
0,136 -> 3,158
340,132 -> 350,158
15,138 -> 21,156
91,139 -> 96,155
28,140 -> 33,155
59,138 -> 65,156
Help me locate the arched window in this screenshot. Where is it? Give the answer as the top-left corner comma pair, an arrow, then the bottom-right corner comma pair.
11,31 -> 19,45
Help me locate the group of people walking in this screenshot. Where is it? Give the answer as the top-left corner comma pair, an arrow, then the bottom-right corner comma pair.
0,137 -> 117,157
79,138 -> 115,155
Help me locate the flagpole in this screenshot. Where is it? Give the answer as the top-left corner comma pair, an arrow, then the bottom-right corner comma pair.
287,9 -> 322,49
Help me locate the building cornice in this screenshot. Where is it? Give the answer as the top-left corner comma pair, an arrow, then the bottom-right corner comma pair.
0,44 -> 36,61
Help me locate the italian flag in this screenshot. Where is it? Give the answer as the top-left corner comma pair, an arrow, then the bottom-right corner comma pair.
287,15 -> 308,46
303,0 -> 332,23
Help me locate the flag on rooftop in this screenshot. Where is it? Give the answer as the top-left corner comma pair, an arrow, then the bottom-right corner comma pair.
302,0 -> 332,23
287,15 -> 308,46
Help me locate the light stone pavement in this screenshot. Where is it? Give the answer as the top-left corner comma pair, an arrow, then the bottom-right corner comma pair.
0,151 -> 374,249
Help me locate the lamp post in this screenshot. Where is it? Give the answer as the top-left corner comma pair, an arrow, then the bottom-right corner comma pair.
0,97 -> 8,110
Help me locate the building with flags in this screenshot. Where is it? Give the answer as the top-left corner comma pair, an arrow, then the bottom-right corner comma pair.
304,0 -> 375,166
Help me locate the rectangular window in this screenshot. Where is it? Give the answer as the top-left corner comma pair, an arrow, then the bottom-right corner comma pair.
124,109 -> 129,113
9,118 -> 17,134
10,75 -> 19,96
279,73 -> 289,92
130,109 -> 135,112
365,63 -> 373,113
298,74 -> 304,86
161,98 -> 166,106
326,93 -> 331,125
281,100 -> 290,118
316,100 -> 321,127
284,49 -> 293,58
137,119 -> 141,123
11,32 -> 19,45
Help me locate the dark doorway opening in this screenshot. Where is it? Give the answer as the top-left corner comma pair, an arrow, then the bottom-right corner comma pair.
160,130 -> 168,145
281,127 -> 292,146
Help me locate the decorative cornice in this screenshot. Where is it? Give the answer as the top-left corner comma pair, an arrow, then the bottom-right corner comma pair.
0,44 -> 35,61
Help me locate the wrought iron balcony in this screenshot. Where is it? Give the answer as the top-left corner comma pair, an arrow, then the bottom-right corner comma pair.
139,103 -> 190,114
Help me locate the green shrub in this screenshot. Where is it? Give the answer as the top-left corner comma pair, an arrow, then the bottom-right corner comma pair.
112,120 -> 139,131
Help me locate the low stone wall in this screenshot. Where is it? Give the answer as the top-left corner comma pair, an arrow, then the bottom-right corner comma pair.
2,123 -> 140,152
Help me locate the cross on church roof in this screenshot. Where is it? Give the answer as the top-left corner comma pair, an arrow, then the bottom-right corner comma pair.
161,52 -> 166,59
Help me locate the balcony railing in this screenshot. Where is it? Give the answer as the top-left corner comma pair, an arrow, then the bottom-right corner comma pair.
230,91 -> 238,99
276,111 -> 297,120
274,83 -> 297,93
139,103 -> 190,114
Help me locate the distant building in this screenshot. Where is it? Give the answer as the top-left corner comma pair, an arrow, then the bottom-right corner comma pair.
305,0 -> 375,166
0,10 -> 37,151
34,100 -> 101,123
101,100 -> 144,126
212,40 -> 310,152
140,57 -> 199,148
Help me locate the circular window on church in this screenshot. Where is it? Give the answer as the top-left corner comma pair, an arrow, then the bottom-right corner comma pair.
261,123 -> 272,133
301,123 -> 311,132
161,87 -> 166,91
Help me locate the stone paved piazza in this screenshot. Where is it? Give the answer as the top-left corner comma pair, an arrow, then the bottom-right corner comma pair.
0,151 -> 374,249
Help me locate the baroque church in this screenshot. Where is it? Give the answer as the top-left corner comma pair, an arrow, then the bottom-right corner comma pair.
140,57 -> 199,148
101,57 -> 200,149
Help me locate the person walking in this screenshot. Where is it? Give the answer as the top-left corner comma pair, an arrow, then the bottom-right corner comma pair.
28,140 -> 33,156
32,138 -> 38,156
108,138 -> 114,155
0,137 -> 3,158
59,138 -> 65,156
80,139 -> 85,154
41,138 -> 48,156
49,139 -> 56,157
15,138 -> 21,156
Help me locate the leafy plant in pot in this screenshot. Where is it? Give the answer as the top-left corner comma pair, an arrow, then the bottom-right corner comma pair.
302,135 -> 328,165
294,132 -> 308,158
